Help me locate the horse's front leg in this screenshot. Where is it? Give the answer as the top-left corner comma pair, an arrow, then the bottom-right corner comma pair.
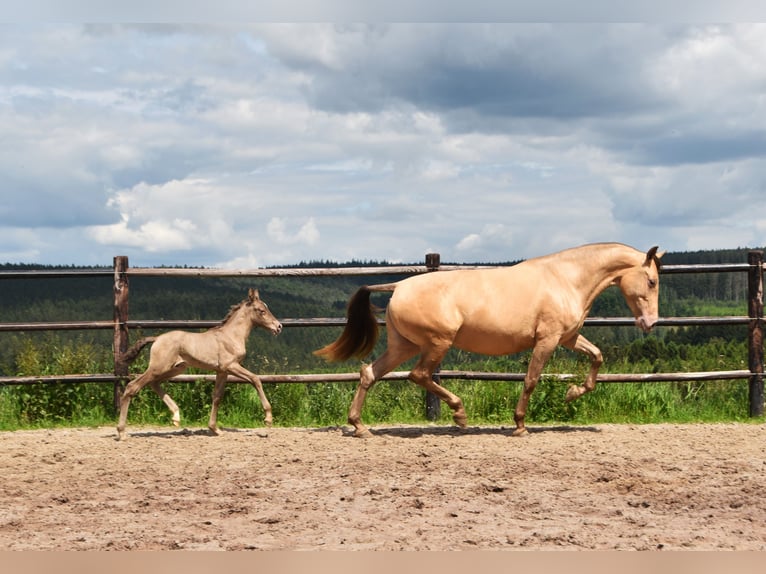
227,364 -> 272,427
513,339 -> 557,437
562,334 -> 603,403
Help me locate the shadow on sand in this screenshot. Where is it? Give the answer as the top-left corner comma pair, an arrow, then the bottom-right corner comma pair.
114,427 -> 269,440
113,424 -> 601,441
309,424 -> 602,439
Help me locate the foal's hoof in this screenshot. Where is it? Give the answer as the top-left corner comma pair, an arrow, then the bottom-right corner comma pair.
565,385 -> 581,403
209,427 -> 221,436
511,427 -> 529,437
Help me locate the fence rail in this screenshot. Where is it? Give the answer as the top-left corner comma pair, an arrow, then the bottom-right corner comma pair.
0,252 -> 764,418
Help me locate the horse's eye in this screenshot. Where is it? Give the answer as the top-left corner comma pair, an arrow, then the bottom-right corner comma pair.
648,278 -> 657,288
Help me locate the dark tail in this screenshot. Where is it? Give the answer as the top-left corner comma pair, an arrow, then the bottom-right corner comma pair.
314,286 -> 383,362
122,336 -> 157,364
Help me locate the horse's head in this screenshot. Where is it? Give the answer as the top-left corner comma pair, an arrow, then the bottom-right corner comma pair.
247,288 -> 283,335
615,246 -> 664,333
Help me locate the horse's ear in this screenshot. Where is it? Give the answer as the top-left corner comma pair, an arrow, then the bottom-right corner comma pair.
644,246 -> 665,267
248,288 -> 260,301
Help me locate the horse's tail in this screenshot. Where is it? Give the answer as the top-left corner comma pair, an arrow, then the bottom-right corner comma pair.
122,336 -> 157,364
313,283 -> 397,362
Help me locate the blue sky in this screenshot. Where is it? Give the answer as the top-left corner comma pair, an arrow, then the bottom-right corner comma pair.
2,9 -> 766,267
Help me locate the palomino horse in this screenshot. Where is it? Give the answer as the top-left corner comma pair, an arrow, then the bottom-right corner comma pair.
315,243 -> 663,438
116,288 -> 282,440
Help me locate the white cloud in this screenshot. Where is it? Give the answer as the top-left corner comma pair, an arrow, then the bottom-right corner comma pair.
456,233 -> 482,252
267,217 -> 320,246
2,23 -> 766,268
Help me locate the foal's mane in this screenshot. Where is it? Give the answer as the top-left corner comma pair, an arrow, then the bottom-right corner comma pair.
213,298 -> 249,329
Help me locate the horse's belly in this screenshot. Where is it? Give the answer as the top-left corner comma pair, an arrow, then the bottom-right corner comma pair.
452,326 -> 534,356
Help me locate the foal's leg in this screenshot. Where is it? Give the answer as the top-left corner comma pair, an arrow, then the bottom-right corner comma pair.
208,371 -> 229,436
116,366 -> 185,440
348,329 -> 418,438
562,334 -> 603,403
513,338 -> 558,437
226,363 -> 273,427
117,372 -> 150,441
149,381 -> 181,426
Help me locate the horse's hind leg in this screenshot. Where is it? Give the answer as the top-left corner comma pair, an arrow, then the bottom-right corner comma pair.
407,343 -> 467,428
226,363 -> 273,428
149,381 -> 181,426
348,329 -> 418,438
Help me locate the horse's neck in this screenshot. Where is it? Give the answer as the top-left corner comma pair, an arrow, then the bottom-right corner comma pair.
564,246 -> 638,309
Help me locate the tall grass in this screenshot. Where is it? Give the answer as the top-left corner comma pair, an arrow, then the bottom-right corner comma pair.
0,335 -> 759,431
0,374 -> 754,432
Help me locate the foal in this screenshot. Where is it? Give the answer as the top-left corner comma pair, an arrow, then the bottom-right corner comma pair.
116,288 -> 282,440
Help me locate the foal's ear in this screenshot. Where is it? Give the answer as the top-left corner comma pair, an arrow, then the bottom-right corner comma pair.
248,288 -> 260,301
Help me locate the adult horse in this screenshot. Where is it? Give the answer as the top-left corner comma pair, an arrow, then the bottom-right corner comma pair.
315,243 -> 663,438
116,288 -> 282,440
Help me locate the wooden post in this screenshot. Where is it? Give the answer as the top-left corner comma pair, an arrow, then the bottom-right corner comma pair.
425,253 -> 441,421
747,250 -> 764,417
113,256 -> 130,414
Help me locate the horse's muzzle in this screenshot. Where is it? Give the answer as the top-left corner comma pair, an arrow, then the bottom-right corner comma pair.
272,323 -> 283,335
636,316 -> 657,333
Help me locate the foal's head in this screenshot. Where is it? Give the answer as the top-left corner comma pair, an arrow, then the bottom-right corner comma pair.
615,246 -> 664,333
245,288 -> 282,335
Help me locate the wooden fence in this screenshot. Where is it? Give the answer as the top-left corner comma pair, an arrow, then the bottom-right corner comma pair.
0,251 -> 763,419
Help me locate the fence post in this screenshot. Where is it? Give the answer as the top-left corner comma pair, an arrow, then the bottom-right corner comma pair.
113,256 -> 130,414
747,250 -> 764,417
425,253 -> 442,421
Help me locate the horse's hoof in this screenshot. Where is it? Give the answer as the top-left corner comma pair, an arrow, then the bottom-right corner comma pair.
511,427 -> 529,437
264,419 -> 273,428
354,428 -> 374,439
209,427 -> 221,436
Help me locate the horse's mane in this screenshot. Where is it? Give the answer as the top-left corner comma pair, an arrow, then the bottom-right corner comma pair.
555,242 -> 663,269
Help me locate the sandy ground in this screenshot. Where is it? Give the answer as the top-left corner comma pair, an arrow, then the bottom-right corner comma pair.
0,422 -> 764,551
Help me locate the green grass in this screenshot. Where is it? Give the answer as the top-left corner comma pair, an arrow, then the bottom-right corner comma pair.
0,335 -> 761,431
1,375 -> 758,432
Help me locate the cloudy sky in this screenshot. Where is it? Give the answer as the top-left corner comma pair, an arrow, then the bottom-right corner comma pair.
2,16 -> 766,267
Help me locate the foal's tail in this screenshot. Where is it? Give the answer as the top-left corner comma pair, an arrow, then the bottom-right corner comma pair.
122,336 -> 157,364
313,283 -> 397,362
